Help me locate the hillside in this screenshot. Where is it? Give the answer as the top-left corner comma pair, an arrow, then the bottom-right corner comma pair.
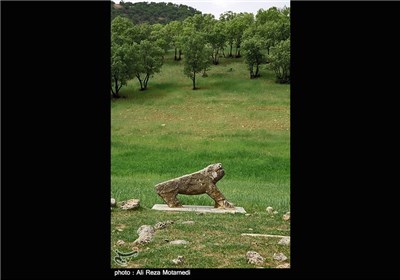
111,1 -> 202,24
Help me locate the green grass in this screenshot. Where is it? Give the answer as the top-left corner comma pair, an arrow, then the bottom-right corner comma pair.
111,51 -> 290,268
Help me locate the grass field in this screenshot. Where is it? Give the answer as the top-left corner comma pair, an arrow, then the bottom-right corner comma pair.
111,52 -> 290,268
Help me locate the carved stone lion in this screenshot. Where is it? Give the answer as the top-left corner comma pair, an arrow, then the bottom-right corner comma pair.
155,163 -> 235,209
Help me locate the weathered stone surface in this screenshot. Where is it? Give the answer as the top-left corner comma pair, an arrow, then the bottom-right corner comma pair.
155,163 -> 235,209
278,236 -> 290,246
273,252 -> 288,261
111,198 -> 117,207
116,240 -> 125,246
169,240 -> 189,245
172,256 -> 184,265
152,204 -> 246,213
276,263 -> 290,268
133,225 -> 155,245
283,212 -> 290,221
246,251 -> 265,266
154,220 -> 174,230
120,199 -> 140,210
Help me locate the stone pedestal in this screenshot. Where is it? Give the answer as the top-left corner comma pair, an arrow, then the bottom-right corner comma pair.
151,204 -> 246,214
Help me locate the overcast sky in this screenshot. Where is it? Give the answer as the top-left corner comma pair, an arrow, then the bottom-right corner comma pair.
123,0 -> 290,18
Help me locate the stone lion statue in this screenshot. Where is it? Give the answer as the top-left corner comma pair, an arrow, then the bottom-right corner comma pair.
155,163 -> 235,209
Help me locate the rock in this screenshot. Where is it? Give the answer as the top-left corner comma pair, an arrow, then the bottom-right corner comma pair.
154,220 -> 174,230
246,251 -> 264,266
116,240 -> 125,246
181,221 -> 195,225
155,163 -> 235,209
133,225 -> 155,245
283,212 -> 290,221
278,237 -> 290,246
120,199 -> 140,210
169,240 -> 189,245
245,213 -> 251,217
266,206 -> 274,214
172,256 -> 184,265
273,211 -> 279,215
273,252 -> 288,261
276,263 -> 290,268
111,198 -> 117,207
248,228 -> 253,231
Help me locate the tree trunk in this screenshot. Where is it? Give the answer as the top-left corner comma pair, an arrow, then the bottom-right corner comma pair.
143,74 -> 150,90
192,71 -> 196,90
255,63 -> 260,77
229,43 -> 233,57
174,47 -> 177,61
178,49 -> 182,60
136,74 -> 144,90
112,77 -> 121,98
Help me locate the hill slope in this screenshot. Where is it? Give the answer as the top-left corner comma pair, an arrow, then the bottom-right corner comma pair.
111,1 -> 202,24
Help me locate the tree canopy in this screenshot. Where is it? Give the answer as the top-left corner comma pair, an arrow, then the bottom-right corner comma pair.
111,1 -> 201,24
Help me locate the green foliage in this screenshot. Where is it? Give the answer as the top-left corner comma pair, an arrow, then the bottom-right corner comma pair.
268,39 -> 290,83
111,1 -> 201,24
132,40 -> 164,91
241,34 -> 267,79
207,21 -> 227,65
111,16 -> 136,98
181,34 -> 212,89
111,16 -> 135,45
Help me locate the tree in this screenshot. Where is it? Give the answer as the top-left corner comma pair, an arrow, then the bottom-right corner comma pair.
207,21 -> 226,65
111,16 -> 136,98
111,43 -> 136,98
241,35 -> 266,79
231,13 -> 254,58
181,34 -> 211,90
132,40 -> 164,90
165,21 -> 183,60
268,39 -> 290,83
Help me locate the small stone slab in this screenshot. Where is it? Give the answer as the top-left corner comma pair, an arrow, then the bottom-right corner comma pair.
152,204 -> 246,214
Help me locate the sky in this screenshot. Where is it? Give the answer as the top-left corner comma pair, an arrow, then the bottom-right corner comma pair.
123,0 -> 290,18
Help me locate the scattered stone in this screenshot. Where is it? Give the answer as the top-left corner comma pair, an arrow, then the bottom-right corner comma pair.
161,124 -> 166,127
116,240 -> 125,246
283,212 -> 290,221
154,220 -> 174,230
278,236 -> 290,246
273,252 -> 288,261
246,251 -> 265,266
273,211 -> 279,215
133,225 -> 155,245
181,221 -> 195,225
120,199 -> 140,210
248,228 -> 253,231
111,198 -> 117,207
266,206 -> 274,214
245,213 -> 251,217
276,263 -> 290,269
172,256 -> 184,265
169,240 -> 189,245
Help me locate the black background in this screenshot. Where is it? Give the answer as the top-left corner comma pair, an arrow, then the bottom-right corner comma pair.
2,1 -> 400,279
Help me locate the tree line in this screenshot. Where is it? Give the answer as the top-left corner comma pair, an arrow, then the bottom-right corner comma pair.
111,1 -> 201,24
111,6 -> 290,98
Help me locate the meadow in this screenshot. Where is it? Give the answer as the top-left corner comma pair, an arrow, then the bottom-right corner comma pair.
111,52 -> 290,268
